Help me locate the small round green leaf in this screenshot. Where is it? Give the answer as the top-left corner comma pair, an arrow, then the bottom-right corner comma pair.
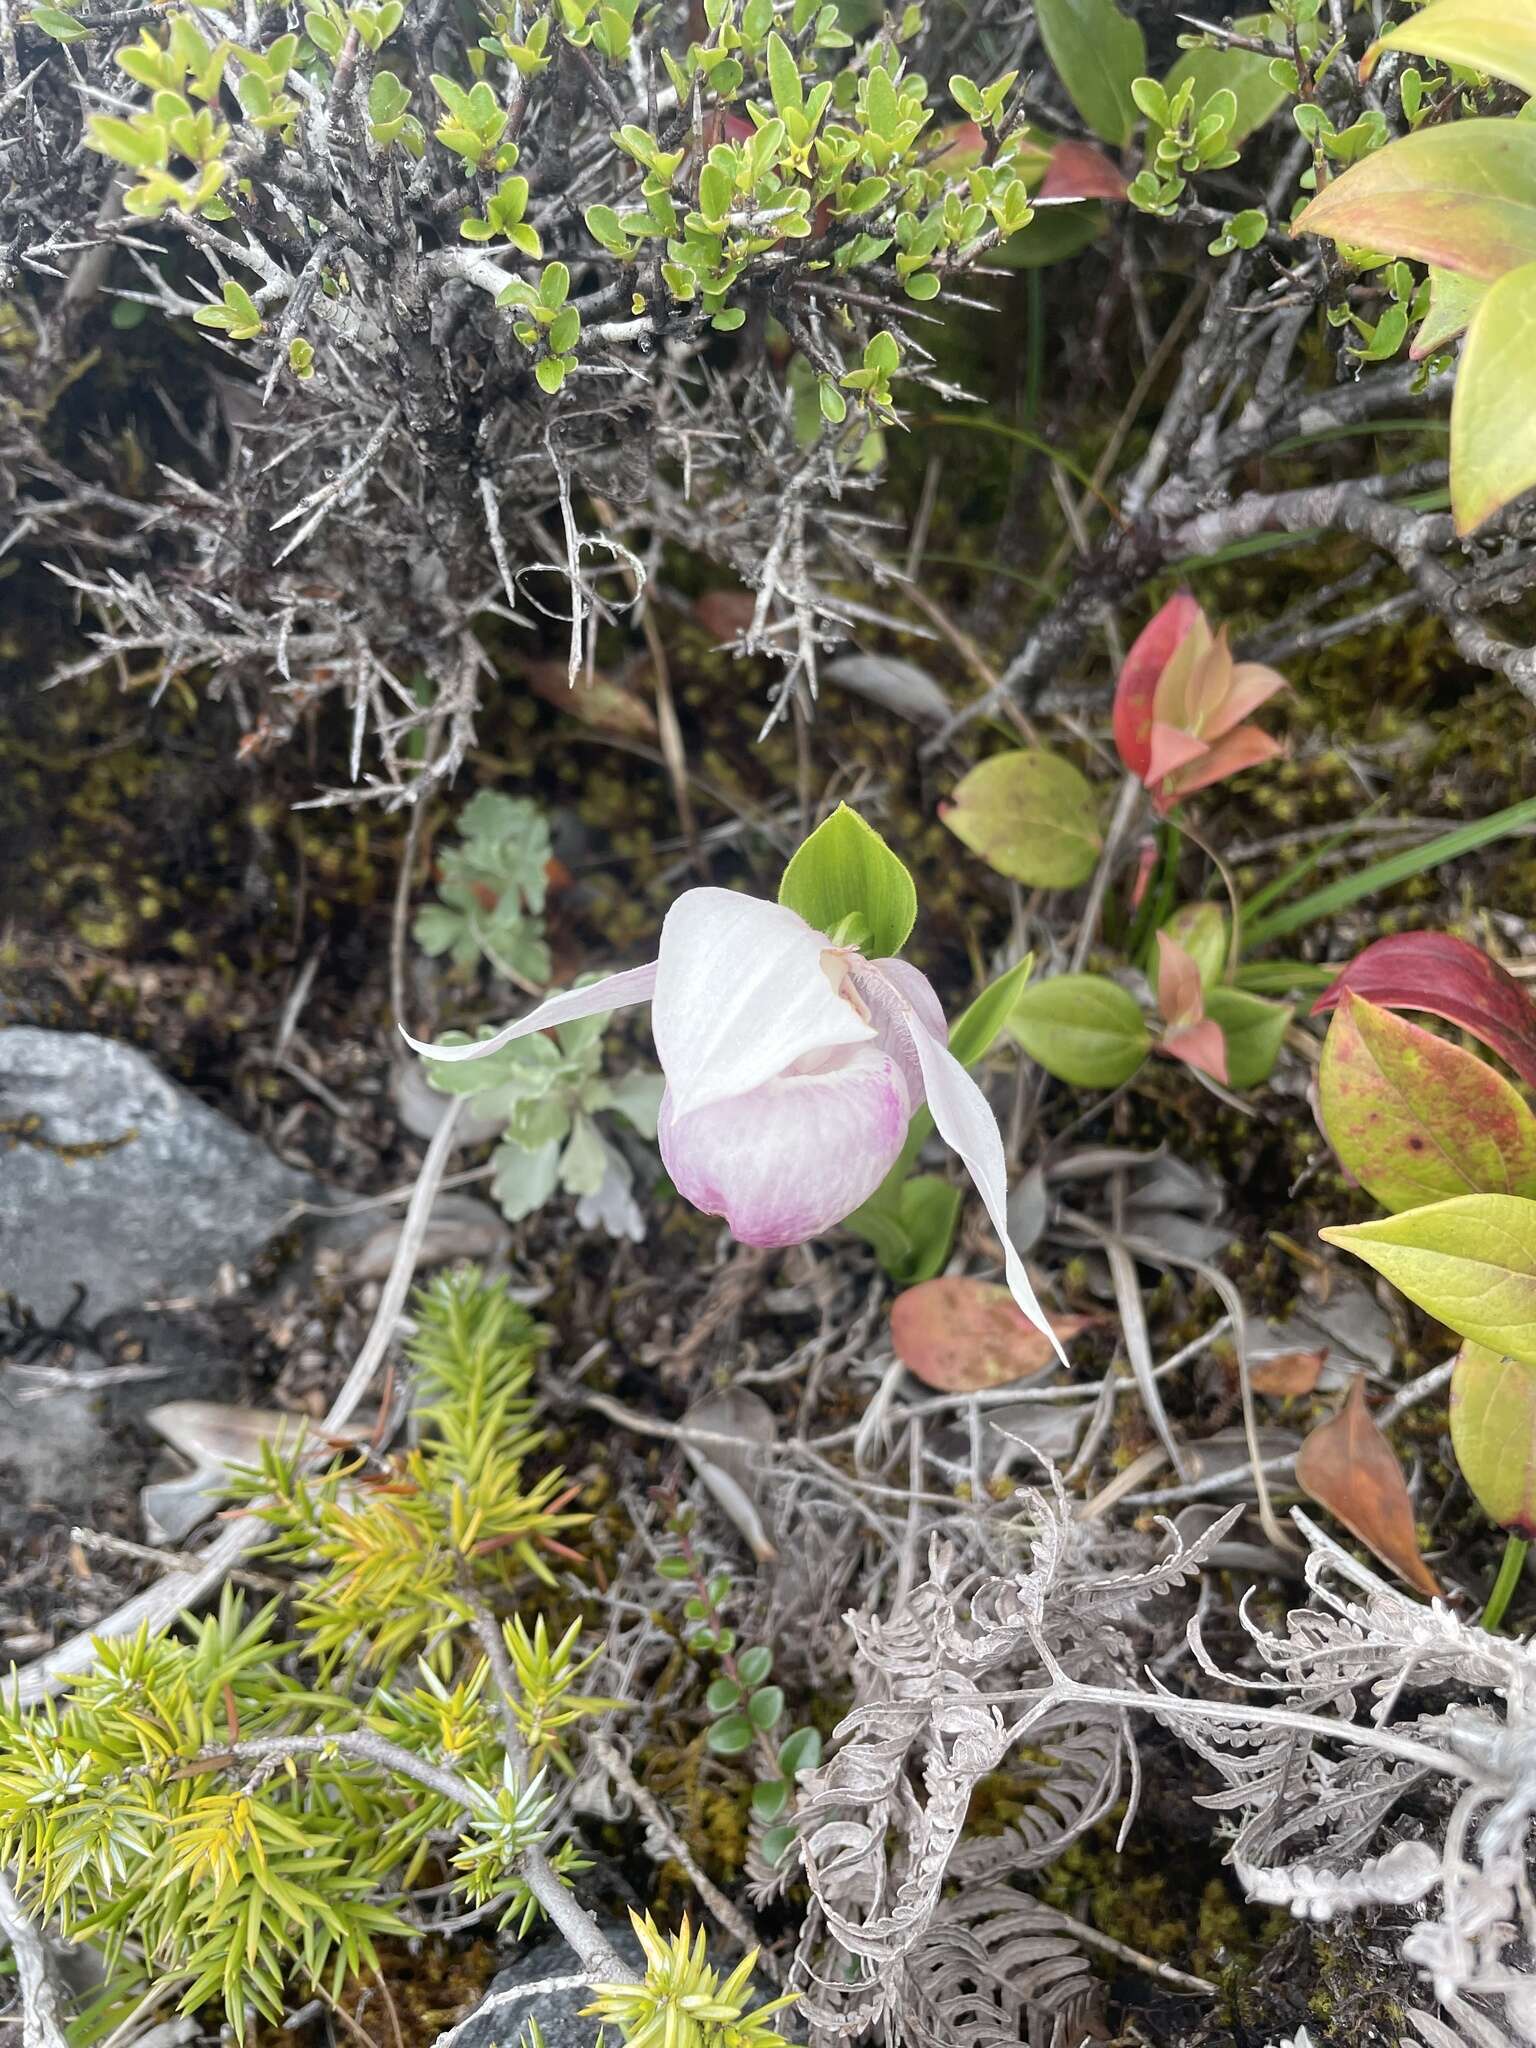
941,749 -> 1102,889
747,1684 -> 785,1731
760,1822 -> 797,1865
777,1727 -> 822,1776
706,1714 -> 755,1756
736,1645 -> 773,1686
706,1677 -> 743,1713
1010,975 -> 1150,1088
778,803 -> 917,956
751,1777 -> 790,1822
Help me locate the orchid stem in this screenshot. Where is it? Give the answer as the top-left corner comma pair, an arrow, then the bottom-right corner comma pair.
1482,1532 -> 1528,1633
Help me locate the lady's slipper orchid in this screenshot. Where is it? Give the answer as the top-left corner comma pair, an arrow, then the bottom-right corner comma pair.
405,887 -> 1059,1355
1113,592 -> 1285,814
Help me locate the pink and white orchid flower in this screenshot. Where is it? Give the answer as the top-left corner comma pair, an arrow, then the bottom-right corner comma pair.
405,887 -> 1058,1354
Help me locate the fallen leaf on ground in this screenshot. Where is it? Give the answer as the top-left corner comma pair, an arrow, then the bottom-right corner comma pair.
520,658 -> 658,740
1249,1348 -> 1329,1397
891,1276 -> 1098,1391
1296,1376 -> 1441,1595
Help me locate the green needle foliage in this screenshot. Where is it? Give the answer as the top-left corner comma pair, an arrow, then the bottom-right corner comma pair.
232,1270 -> 587,1667
0,1272 -> 612,2036
582,1912 -> 796,2048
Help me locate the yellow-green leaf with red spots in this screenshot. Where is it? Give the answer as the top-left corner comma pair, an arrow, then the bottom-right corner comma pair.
1319,992 -> 1536,1215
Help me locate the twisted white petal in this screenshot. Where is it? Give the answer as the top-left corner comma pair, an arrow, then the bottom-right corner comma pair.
652,889 -> 873,1119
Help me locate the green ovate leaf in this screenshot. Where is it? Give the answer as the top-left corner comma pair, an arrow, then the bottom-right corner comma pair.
1414,265 -> 1488,359
1162,11 -> 1314,146
777,802 -> 917,956
736,1645 -> 773,1686
946,954 -> 1035,1070
777,1727 -> 821,1775
747,1684 -> 785,1730
941,748 -> 1102,888
1319,994 -> 1536,1214
1370,0 -> 1536,99
1158,903 -> 1227,989
1010,975 -> 1150,1089
1035,0 -> 1145,146
1293,120 -> 1536,281
1450,259 -> 1536,535
706,1714 -> 755,1756
751,1777 -> 790,1822
1451,1340 -> 1536,1535
1321,1194 -> 1536,1367
1203,986 -> 1289,1089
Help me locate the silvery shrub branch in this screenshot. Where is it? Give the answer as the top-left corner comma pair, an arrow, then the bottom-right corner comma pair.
0,0 -> 1042,800
791,1479 -> 1536,2048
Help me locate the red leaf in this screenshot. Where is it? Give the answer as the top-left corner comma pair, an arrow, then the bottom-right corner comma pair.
1313,932 -> 1536,1090
1155,929 -> 1204,1031
693,588 -> 758,642
1296,1376 -> 1441,1596
1154,723 -> 1283,812
1038,140 -> 1128,202
1112,591 -> 1203,780
891,1278 -> 1099,1392
1161,1018 -> 1229,1084
522,658 -> 659,741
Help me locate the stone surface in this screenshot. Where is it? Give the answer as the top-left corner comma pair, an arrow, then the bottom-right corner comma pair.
0,1028 -> 316,1326
449,1924 -> 644,2048
0,1359 -> 117,1510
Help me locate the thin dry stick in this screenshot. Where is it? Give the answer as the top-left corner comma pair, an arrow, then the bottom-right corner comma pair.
1029,1898 -> 1215,1996
12,1098 -> 467,1706
589,1735 -> 778,1980
0,1872 -> 71,2048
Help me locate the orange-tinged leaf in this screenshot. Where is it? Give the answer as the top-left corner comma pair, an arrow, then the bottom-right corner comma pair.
1157,724 -> 1282,809
1155,929 -> 1204,1032
1293,120 -> 1536,282
1112,591 -> 1202,780
1296,1376 -> 1441,1596
693,588 -> 757,641
891,1277 -> 1098,1391
521,658 -> 658,739
1162,1018 -> 1229,1084
1319,992 -> 1536,1214
1250,1348 -> 1328,1396
1038,139 -> 1127,202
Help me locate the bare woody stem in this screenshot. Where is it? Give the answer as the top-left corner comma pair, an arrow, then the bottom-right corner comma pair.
196,1725 -> 630,1984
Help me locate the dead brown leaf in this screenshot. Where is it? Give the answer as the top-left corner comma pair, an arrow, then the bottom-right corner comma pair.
1250,1347 -> 1329,1397
521,658 -> 658,740
1295,1375 -> 1441,1596
890,1276 -> 1099,1392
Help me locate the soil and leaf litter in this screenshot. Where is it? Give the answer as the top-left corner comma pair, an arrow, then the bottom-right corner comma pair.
14,0 -> 1536,2046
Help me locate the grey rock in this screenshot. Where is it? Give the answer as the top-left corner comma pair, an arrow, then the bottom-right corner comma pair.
448,1923 -> 644,2048
0,1028 -> 316,1326
0,1360 -> 116,1510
